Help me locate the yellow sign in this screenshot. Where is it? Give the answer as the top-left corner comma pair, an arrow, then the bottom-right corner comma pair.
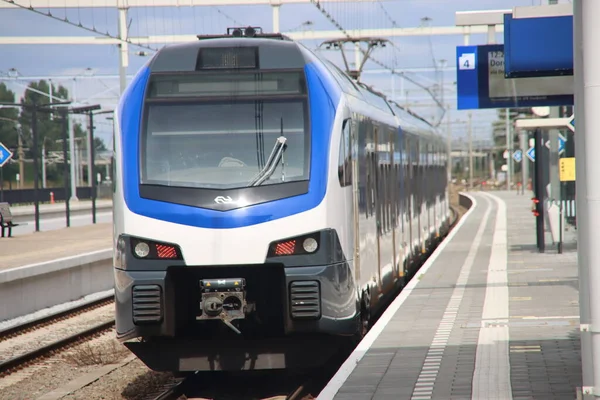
559,158 -> 576,182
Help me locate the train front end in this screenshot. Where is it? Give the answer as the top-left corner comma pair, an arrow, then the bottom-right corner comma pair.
112,32 -> 359,372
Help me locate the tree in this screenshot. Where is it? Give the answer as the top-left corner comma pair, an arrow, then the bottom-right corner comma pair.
94,137 -> 107,152
0,83 -> 19,149
18,80 -> 70,157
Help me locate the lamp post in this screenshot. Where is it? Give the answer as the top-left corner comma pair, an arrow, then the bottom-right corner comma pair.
72,105 -> 107,224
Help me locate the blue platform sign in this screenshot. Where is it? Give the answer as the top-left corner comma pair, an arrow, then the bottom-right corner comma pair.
568,115 -> 575,132
0,142 -> 12,168
526,135 -> 566,163
544,133 -> 567,154
513,149 -> 523,163
526,147 -> 536,162
504,13 -> 573,78
456,44 -> 574,110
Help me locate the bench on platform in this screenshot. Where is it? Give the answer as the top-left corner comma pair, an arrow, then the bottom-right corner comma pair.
0,202 -> 19,237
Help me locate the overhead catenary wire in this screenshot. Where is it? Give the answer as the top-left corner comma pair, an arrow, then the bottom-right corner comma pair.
2,0 -> 157,52
308,0 -> 445,126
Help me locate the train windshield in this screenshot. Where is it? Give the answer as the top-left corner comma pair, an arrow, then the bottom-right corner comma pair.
140,71 -> 310,190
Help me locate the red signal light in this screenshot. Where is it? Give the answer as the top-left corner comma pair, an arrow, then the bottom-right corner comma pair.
156,244 -> 178,259
275,240 -> 296,256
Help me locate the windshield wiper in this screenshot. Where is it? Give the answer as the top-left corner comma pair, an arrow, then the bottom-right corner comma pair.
248,135 -> 287,187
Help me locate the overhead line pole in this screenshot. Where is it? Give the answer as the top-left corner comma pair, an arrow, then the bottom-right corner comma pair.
468,111 -> 473,191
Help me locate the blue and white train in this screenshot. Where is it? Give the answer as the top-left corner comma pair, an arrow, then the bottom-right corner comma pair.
112,27 -> 450,373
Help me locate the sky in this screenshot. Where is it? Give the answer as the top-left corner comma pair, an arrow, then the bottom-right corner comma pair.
0,0 -> 568,149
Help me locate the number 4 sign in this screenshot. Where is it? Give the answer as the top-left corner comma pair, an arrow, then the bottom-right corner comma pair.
459,53 -> 476,70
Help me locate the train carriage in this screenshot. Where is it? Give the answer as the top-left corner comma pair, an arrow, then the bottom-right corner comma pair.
112,27 -> 450,372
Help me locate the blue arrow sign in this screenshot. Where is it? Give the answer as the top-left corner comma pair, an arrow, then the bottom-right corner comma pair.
0,142 -> 13,168
526,147 -> 535,162
544,134 -> 567,154
568,115 -> 575,132
513,149 -> 523,163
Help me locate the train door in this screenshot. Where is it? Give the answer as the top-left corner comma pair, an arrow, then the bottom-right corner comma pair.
399,130 -> 406,280
350,118 -> 361,283
373,125 -> 383,297
388,129 -> 397,283
406,134 -> 414,263
427,142 -> 432,243
415,138 -> 422,255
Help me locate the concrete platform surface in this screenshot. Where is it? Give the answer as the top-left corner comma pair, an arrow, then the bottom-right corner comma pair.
8,199 -> 113,218
320,191 -> 581,400
0,223 -> 112,270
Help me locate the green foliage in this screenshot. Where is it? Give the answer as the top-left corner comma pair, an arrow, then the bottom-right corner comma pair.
19,80 -> 71,156
0,83 -> 19,150
0,80 -> 109,187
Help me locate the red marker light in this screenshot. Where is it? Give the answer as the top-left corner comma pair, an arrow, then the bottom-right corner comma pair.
156,244 -> 178,259
275,240 -> 296,256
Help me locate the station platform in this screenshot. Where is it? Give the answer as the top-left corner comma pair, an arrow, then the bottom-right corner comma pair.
0,223 -> 111,270
8,199 -> 113,220
320,191 -> 581,400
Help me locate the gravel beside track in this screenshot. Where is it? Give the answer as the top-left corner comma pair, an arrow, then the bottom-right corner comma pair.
0,303 -> 114,365
0,330 -> 129,400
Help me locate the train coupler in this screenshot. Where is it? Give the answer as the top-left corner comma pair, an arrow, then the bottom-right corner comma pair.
196,278 -> 247,335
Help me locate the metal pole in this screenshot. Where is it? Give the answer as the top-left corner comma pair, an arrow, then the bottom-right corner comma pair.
61,109 -> 71,227
578,0 -> 599,397
68,113 -> 78,201
549,107 -> 561,202
468,111 -> 473,190
558,180 -> 563,254
272,4 -> 280,33
521,130 -> 529,193
17,128 -> 23,189
86,121 -> 92,187
0,167 -> 3,202
506,107 -> 511,190
534,128 -> 545,253
89,111 -> 96,224
31,106 -> 40,232
42,142 -> 46,189
118,7 -> 129,95
446,108 -> 452,185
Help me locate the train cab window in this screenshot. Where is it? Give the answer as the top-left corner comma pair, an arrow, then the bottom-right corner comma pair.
338,119 -> 352,187
140,71 -> 310,192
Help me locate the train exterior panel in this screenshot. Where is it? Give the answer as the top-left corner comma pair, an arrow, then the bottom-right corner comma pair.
112,30 -> 450,372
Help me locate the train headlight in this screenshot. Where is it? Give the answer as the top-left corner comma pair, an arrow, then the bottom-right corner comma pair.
128,235 -> 183,261
134,242 -> 150,258
302,238 -> 318,253
267,232 -> 321,257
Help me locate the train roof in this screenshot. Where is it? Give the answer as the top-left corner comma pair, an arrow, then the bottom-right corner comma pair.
147,35 -> 307,73
308,50 -> 441,140
148,32 -> 443,142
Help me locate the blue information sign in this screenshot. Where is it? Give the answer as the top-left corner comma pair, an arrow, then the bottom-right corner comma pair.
0,142 -> 13,168
526,147 -> 536,163
513,149 -> 523,163
456,44 -> 574,110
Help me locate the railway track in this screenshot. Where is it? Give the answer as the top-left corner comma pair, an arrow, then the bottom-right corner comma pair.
148,371 -> 321,400
0,295 -> 115,377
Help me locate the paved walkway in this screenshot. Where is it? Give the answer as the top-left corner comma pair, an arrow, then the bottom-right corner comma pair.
0,223 -> 111,270
321,190 -> 581,400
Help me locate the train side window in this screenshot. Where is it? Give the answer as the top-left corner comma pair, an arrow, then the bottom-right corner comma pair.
338,119 -> 352,187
